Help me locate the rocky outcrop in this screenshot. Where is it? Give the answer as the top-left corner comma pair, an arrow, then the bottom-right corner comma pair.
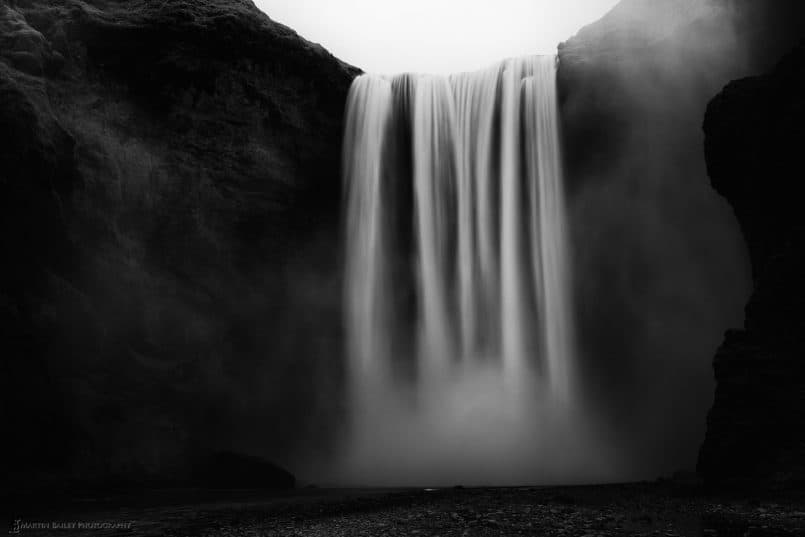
697,43 -> 805,485
192,451 -> 295,489
0,0 -> 358,490
557,0 -> 805,479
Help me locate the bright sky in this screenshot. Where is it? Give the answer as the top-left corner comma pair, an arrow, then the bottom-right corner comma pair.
253,0 -> 620,74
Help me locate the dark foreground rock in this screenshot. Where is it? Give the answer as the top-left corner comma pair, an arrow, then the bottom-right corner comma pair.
697,43 -> 805,486
8,484 -> 805,536
0,0 -> 358,490
192,451 -> 295,490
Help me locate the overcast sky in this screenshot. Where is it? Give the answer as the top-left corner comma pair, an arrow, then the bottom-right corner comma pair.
253,0 -> 620,74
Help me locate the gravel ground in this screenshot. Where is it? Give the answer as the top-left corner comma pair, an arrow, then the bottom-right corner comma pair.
6,483 -> 805,536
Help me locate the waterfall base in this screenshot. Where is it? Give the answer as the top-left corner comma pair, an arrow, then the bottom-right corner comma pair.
329,365 -> 623,487
336,56 -> 615,486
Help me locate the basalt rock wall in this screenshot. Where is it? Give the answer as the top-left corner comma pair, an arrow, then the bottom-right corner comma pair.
557,0 -> 805,478
697,43 -> 805,485
0,0 -> 358,489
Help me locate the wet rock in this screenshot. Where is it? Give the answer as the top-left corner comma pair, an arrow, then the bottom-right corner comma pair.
1,0 -> 358,490
698,42 -> 805,485
556,0 -> 805,478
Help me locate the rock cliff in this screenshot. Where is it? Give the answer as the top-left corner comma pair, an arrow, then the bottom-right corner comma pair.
697,43 -> 805,485
0,0 -> 358,489
557,0 -> 805,479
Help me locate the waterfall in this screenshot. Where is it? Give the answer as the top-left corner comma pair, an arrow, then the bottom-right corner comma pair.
338,56 -> 603,486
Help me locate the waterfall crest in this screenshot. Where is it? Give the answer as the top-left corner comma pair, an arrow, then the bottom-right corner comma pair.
338,56 -> 607,486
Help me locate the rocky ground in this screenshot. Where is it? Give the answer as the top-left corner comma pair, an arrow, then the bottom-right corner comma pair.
7,484 -> 805,536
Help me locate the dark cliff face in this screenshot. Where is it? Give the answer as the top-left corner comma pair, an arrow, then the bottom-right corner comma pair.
557,0 -> 805,478
0,0 -> 358,487
698,43 -> 805,485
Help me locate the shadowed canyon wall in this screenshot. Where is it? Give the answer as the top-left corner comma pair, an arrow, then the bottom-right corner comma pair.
698,42 -> 805,485
558,0 -> 805,479
0,0 -> 357,489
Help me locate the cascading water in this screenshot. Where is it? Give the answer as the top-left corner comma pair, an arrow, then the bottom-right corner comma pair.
337,56 -> 618,486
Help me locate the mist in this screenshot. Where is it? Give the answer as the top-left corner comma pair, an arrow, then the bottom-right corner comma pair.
558,0 -> 805,479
